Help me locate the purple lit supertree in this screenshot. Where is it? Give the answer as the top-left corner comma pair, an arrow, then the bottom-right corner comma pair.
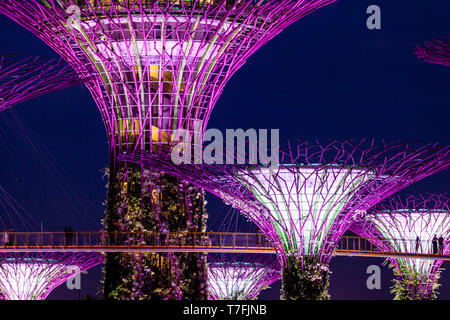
0,252 -> 103,300
207,254 -> 280,300
350,195 -> 450,300
0,55 -> 83,111
0,0 -> 337,299
415,38 -> 450,67
120,140 -> 450,299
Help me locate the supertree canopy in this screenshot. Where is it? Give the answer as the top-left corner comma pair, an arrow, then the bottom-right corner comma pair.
415,38 -> 450,67
0,55 -> 83,111
120,140 -> 450,299
350,195 -> 450,300
0,0 -> 338,158
207,254 -> 280,300
0,252 -> 103,300
0,0 -> 337,299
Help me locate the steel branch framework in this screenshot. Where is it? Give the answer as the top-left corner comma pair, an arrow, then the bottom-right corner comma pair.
415,38 -> 450,67
208,254 -> 280,300
0,0 -> 337,158
0,252 -> 103,300
120,140 -> 450,267
350,195 -> 450,300
0,55 -> 83,112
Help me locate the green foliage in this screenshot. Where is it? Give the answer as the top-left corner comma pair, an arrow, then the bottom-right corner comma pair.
102,164 -> 208,300
389,263 -> 442,300
281,255 -> 330,300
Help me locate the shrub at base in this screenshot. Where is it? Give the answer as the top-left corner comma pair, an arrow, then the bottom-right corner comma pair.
281,256 -> 330,300
390,265 -> 441,300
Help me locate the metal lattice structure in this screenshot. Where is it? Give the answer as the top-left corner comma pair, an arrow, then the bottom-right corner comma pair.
350,195 -> 450,300
0,0 -> 338,299
208,254 -> 280,300
0,252 -> 103,300
121,140 -> 450,263
415,38 -> 450,67
0,0 -> 337,158
0,55 -> 83,112
120,140 -> 450,298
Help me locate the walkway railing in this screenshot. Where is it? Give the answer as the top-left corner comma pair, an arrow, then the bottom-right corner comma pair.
0,232 -> 448,261
0,231 -> 274,253
334,235 -> 449,260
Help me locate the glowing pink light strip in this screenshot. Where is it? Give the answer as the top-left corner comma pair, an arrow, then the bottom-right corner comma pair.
415,38 -> 450,67
0,55 -> 84,111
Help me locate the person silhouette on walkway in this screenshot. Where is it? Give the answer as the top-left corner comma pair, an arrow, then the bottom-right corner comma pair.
99,227 -> 106,246
64,227 -> 69,246
67,226 -> 74,246
432,235 -> 438,254
415,236 -> 421,253
8,229 -> 15,247
3,230 -> 9,246
160,225 -> 168,246
438,236 -> 444,255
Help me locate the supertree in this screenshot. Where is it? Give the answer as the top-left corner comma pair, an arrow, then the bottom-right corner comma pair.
207,254 -> 280,300
0,55 -> 83,111
0,0 -> 337,299
415,38 -> 450,67
120,139 -> 450,299
0,252 -> 103,300
350,195 -> 450,300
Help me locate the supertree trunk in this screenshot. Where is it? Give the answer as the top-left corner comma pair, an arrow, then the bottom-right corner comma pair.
102,163 -> 208,299
281,255 -> 330,300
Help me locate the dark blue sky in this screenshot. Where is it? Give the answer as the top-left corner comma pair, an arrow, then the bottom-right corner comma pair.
0,0 -> 449,299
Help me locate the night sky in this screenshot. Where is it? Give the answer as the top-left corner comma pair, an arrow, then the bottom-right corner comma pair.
0,0 -> 449,300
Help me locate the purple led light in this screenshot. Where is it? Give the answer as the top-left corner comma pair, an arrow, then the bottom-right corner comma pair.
415,38 -> 450,67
